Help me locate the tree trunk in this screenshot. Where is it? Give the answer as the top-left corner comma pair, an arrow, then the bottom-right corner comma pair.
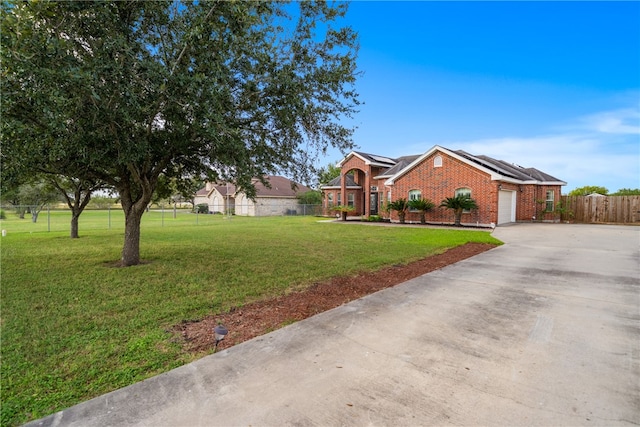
119,178 -> 155,266
70,211 -> 80,238
420,212 -> 426,224
454,209 -> 462,226
399,212 -> 405,224
121,207 -> 145,266
50,177 -> 96,239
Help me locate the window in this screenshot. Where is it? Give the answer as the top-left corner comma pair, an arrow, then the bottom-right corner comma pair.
347,193 -> 354,207
455,188 -> 472,213
546,190 -> 554,212
434,155 -> 442,168
327,193 -> 334,208
337,192 -> 341,206
408,189 -> 421,211
455,187 -> 471,198
387,191 -> 392,203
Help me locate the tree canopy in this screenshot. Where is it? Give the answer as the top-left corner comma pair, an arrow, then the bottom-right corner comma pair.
317,162 -> 342,187
610,188 -> 640,196
568,186 -> 609,196
2,1 -> 360,265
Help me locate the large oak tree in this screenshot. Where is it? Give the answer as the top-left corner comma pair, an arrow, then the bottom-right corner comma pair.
2,1 -> 360,265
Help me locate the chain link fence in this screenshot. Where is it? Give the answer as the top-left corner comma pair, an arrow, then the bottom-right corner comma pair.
0,203 -> 324,234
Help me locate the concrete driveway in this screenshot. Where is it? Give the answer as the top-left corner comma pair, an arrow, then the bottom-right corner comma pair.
29,224 -> 640,427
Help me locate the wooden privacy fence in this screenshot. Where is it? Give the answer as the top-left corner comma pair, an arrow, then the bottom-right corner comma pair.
561,195 -> 640,224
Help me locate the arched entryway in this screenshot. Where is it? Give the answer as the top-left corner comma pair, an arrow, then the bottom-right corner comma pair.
340,168 -> 371,216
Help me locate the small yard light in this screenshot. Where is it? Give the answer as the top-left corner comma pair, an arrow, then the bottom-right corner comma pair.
213,324 -> 228,353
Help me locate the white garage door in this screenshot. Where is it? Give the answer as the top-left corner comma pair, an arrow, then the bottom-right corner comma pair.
498,190 -> 516,225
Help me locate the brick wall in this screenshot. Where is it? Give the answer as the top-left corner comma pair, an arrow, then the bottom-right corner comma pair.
387,151 -> 496,225
514,184 -> 562,221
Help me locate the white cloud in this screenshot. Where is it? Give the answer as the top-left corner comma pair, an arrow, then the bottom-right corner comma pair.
400,105 -> 640,192
580,108 -> 640,134
455,133 -> 638,192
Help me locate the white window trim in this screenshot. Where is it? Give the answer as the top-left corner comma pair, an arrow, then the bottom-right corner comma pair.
347,193 -> 355,207
408,189 -> 421,211
546,190 -> 555,212
434,155 -> 443,168
455,187 -> 472,213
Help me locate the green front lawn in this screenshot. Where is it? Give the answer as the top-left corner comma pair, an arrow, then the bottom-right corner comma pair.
1,214 -> 501,426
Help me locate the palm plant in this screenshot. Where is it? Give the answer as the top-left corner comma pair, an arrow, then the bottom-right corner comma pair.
332,205 -> 355,221
408,197 -> 435,224
388,198 -> 409,224
440,194 -> 478,226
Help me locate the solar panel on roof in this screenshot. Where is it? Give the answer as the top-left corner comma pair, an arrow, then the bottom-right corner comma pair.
461,153 -> 519,179
369,155 -> 395,163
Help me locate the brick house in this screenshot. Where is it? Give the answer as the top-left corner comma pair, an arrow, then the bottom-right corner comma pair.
321,145 -> 566,226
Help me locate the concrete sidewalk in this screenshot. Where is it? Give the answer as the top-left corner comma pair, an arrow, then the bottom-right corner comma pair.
28,224 -> 640,426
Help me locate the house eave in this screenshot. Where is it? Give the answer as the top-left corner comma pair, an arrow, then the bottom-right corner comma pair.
492,176 -> 529,185
320,185 -> 361,190
493,177 -> 567,186
539,181 -> 567,186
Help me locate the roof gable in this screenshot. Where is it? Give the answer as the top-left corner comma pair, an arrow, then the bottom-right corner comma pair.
215,183 -> 237,197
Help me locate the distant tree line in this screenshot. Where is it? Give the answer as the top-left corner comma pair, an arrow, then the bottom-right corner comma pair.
567,186 -> 640,196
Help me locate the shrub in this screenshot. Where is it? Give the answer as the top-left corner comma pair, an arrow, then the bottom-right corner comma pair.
408,198 -> 435,224
388,198 -> 409,224
331,205 -> 355,221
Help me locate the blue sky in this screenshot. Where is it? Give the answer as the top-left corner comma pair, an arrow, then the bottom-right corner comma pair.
325,1 -> 640,193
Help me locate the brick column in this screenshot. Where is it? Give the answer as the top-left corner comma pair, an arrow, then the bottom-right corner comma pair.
364,170 -> 370,217
340,172 -> 347,208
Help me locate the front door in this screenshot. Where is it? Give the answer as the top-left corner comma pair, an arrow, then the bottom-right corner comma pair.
370,192 -> 378,215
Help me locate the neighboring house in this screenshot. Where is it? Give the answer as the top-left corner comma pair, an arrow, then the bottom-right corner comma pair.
321,145 -> 567,226
194,175 -> 312,216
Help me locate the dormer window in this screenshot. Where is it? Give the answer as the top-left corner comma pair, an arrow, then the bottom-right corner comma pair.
434,155 -> 443,168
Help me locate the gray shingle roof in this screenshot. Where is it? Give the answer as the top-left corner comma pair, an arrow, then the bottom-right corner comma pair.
251,176 -> 311,198
377,155 -> 421,177
323,174 -> 358,188
455,150 -> 564,182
